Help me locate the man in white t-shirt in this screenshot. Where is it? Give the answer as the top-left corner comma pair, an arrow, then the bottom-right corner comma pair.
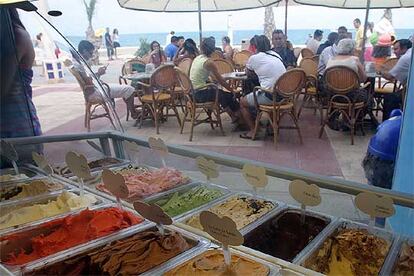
306,30 -> 323,54
239,35 -> 286,139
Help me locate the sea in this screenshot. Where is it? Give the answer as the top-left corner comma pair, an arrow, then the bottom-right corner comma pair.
66,28 -> 414,48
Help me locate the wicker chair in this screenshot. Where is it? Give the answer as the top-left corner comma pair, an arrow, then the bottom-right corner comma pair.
119,58 -> 146,121
373,57 -> 399,115
68,67 -> 115,132
173,58 -> 194,112
212,58 -> 234,75
298,57 -> 323,123
232,50 -> 251,71
300,48 -> 314,59
311,55 -> 320,64
136,65 -> 181,134
177,58 -> 193,76
175,68 -> 224,141
252,69 -> 306,146
319,66 -> 369,145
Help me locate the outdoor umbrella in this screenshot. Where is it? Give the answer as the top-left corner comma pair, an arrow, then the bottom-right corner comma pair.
293,0 -> 414,60
117,0 -> 282,43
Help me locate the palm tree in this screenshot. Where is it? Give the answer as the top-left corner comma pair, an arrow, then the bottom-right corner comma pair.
84,0 -> 98,41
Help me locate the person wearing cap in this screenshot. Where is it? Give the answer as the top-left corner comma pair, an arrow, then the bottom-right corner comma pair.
372,34 -> 392,72
189,37 -> 241,123
316,32 -> 338,55
306,29 -> 323,54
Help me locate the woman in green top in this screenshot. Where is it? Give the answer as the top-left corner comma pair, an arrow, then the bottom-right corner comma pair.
189,37 -> 240,122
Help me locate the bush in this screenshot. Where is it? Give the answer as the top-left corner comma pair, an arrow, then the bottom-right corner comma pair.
135,38 -> 150,57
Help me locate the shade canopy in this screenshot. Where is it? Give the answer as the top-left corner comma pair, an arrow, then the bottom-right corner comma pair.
293,0 -> 414,9
118,0 -> 282,12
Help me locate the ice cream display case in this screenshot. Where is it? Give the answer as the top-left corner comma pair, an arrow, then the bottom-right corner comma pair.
0,131 -> 413,276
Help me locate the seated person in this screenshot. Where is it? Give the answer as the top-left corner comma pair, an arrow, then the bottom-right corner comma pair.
380,38 -> 412,120
148,41 -> 167,68
173,38 -> 199,65
164,36 -> 179,60
71,40 -> 137,118
272,29 -> 297,69
372,34 -> 392,72
222,36 -> 234,60
239,35 -> 286,139
318,33 -> 348,76
189,37 -> 240,123
325,38 -> 368,103
306,29 -> 323,54
317,32 -> 338,55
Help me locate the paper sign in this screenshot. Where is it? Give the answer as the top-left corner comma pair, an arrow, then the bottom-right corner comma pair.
65,151 -> 91,179
0,140 -> 18,161
102,169 -> 129,199
87,140 -> 104,153
32,152 -> 53,175
289,179 -> 321,207
148,137 -> 168,156
133,201 -> 173,225
242,164 -> 268,188
124,141 -> 140,153
355,192 -> 395,218
199,211 -> 244,246
196,156 -> 219,180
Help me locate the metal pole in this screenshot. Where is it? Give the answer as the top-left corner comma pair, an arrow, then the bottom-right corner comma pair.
284,0 -> 288,36
361,0 -> 371,63
198,0 -> 202,45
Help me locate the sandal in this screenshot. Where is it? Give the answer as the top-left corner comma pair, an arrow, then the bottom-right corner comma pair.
239,133 -> 256,140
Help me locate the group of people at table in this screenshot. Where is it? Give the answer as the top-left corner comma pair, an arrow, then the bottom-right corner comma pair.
72,27 -> 412,139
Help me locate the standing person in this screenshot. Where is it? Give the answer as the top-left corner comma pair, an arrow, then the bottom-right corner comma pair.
353,18 -> 364,51
306,29 -> 323,54
112,28 -> 120,59
1,8 -> 42,151
271,29 -> 297,69
148,41 -> 167,68
164,36 -> 179,61
104,27 -> 113,60
316,32 -> 338,55
364,22 -> 374,62
239,35 -> 286,139
374,9 -> 395,40
189,37 -> 240,123
222,36 -> 234,60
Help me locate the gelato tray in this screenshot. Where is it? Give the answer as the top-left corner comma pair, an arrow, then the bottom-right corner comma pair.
0,189 -> 106,232
145,182 -> 231,219
162,247 -> 281,276
0,205 -> 144,270
0,167 -> 43,184
179,193 -> 281,235
88,165 -> 192,204
21,225 -> 209,276
298,219 -> 396,276
381,238 -> 414,276
51,156 -> 129,177
0,177 -> 71,203
243,207 -> 333,263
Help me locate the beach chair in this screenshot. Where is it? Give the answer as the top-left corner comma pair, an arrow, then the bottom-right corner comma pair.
319,66 -> 369,145
68,67 -> 115,132
251,69 -> 306,146
175,67 -> 224,141
232,50 -> 251,71
298,57 -> 323,123
135,64 -> 181,134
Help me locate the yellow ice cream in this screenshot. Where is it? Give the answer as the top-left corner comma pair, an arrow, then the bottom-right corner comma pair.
0,191 -> 97,229
0,174 -> 29,182
4,180 -> 64,201
305,228 -> 390,276
185,196 -> 274,231
164,250 -> 269,276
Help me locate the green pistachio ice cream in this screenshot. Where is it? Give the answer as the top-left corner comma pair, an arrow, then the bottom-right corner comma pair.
154,186 -> 224,217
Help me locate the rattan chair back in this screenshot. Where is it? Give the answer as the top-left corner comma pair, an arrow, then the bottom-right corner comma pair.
380,57 -> 398,74
212,58 -> 234,75
177,58 -> 193,76
233,50 -> 251,69
210,50 -> 224,60
150,64 -> 176,90
174,67 -> 193,96
122,58 -> 146,75
301,48 -> 314,58
299,58 -> 318,78
274,68 -> 306,98
324,66 -> 359,94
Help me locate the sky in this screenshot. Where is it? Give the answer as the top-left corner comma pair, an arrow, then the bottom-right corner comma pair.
21,0 -> 414,36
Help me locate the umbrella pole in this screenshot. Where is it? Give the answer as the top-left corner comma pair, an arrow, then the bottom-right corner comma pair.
198,0 -> 202,45
361,0 -> 371,63
284,0 -> 288,36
